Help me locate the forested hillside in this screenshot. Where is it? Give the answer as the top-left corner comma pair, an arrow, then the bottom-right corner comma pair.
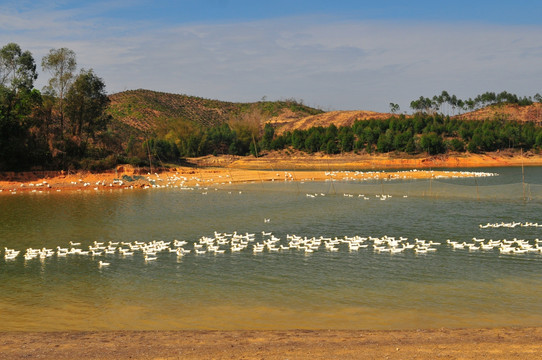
1,42 -> 541,172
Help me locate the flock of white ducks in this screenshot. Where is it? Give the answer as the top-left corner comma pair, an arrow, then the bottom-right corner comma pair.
2,221 -> 540,266
2,169 -> 498,194
479,221 -> 542,228
306,193 -> 399,200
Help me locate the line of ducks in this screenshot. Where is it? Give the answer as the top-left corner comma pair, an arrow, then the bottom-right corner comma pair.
447,237 -> 542,254
144,169 -> 498,190
324,169 -> 498,182
3,231 -> 541,265
4,239 -> 193,263
479,221 -> 541,228
305,193 -> 405,200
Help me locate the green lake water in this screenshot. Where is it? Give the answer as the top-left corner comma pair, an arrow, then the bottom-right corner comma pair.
1,167 -> 541,331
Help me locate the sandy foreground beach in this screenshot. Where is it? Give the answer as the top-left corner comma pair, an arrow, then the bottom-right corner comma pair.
2,152 -> 542,359
1,328 -> 542,359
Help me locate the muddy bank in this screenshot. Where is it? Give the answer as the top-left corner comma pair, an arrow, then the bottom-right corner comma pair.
0,151 -> 538,194
0,166 -> 495,195
1,327 -> 541,359
191,151 -> 542,170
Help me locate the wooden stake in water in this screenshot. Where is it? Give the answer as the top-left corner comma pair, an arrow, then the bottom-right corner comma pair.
522,148 -> 526,202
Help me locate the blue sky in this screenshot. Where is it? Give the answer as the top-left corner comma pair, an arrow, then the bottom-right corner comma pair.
2,0 -> 542,112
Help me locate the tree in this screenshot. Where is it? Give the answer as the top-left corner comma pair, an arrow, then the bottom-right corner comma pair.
536,130 -> 542,149
325,139 -> 338,154
447,138 -> 465,152
0,43 -> 38,92
41,48 -> 77,135
376,130 -> 393,153
419,132 -> 444,155
291,129 -> 305,150
65,69 -> 110,142
304,131 -> 322,153
338,127 -> 354,152
389,103 -> 400,114
260,123 -> 275,150
0,43 -> 41,170
534,93 -> 542,125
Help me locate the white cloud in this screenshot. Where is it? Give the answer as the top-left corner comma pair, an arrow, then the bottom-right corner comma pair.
1,7 -> 541,112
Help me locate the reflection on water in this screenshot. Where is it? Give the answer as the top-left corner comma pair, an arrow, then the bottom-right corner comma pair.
1,167 -> 542,331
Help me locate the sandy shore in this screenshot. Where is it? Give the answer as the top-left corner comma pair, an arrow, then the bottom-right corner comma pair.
1,151 -> 533,194
1,328 -> 542,359
0,167 -> 495,194
195,150 -> 542,170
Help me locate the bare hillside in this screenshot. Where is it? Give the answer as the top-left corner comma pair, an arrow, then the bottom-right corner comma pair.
268,110 -> 393,134
456,103 -> 542,123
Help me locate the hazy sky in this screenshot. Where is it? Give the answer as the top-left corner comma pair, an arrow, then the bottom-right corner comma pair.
2,0 -> 541,112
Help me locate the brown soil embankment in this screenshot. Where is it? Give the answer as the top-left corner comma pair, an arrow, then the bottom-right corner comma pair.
193,151 -> 542,170
1,327 -> 542,359
0,151 -> 540,194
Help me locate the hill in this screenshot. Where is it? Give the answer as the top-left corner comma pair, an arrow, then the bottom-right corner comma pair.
268,110 -> 393,135
455,102 -> 542,124
267,103 -> 542,134
107,89 -> 323,139
107,90 -> 542,140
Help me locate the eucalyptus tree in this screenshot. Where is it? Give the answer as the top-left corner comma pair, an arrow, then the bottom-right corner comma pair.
41,47 -> 77,136
410,96 -> 433,114
389,103 -> 400,114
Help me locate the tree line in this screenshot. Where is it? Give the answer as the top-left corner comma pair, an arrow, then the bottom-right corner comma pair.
408,90 -> 539,116
0,43 -> 113,171
145,112 -> 542,162
254,114 -> 542,156
1,41 -> 541,171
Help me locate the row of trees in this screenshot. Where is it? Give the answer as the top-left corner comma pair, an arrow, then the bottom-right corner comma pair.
0,43 -> 113,170
409,90 -> 539,115
132,90 -> 542,163
138,119 -> 261,162
139,112 -> 542,162
1,41 -> 541,171
256,114 -> 542,156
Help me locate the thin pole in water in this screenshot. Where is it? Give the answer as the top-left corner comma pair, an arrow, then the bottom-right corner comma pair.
521,148 -> 526,202
326,160 -> 336,195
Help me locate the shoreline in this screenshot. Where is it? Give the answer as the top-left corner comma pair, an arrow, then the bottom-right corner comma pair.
1,152 -> 536,194
1,327 -> 542,359
193,151 -> 542,170
3,153 -> 542,358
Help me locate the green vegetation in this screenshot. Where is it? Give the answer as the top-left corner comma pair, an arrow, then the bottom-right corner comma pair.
107,90 -> 322,164
0,42 -> 321,171
256,113 -> 542,155
0,43 -> 113,171
410,90 -> 538,115
0,41 -> 541,171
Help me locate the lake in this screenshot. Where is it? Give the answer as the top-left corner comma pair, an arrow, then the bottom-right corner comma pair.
1,166 -> 541,331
